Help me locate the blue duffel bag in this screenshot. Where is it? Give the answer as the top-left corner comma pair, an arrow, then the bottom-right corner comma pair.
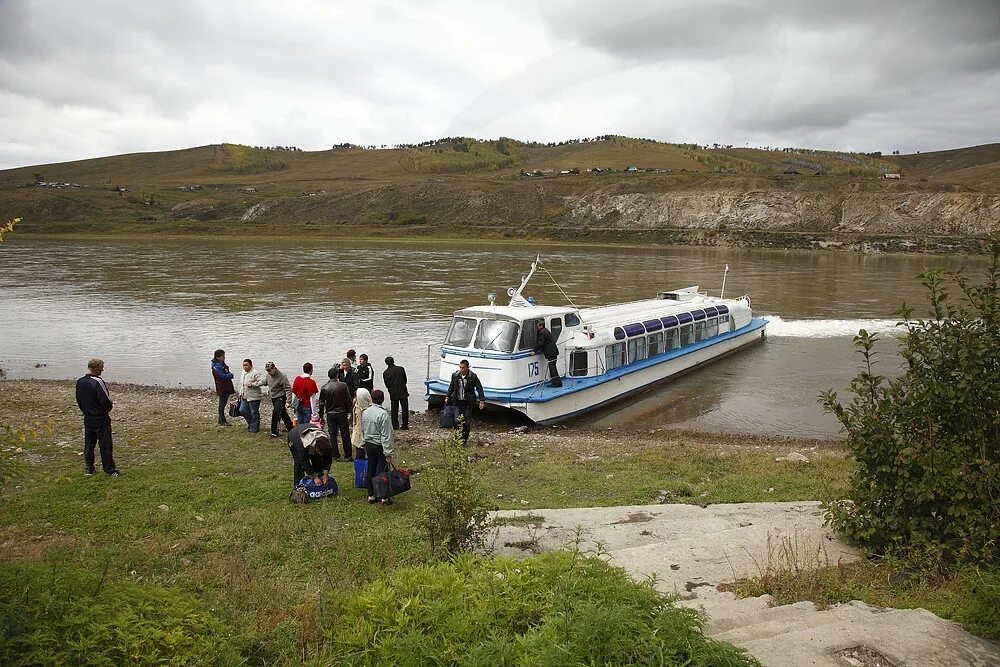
440,405 -> 457,429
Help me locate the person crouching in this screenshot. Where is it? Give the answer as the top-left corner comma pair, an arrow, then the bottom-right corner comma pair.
287,420 -> 333,489
361,389 -> 395,505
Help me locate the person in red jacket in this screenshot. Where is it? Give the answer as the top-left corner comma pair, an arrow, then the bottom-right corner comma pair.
291,362 -> 319,426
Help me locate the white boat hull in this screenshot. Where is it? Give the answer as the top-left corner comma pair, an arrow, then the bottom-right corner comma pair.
514,322 -> 766,425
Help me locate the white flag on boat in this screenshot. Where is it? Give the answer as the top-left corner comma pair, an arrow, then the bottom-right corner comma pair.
725,264 -> 730,272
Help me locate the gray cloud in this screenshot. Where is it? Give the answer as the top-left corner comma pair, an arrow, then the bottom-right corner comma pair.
0,0 -> 998,169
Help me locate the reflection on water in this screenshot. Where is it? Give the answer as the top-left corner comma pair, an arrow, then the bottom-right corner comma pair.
0,237 -> 985,438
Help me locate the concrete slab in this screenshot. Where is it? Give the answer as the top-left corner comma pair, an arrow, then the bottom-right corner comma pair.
492,502 -> 1000,667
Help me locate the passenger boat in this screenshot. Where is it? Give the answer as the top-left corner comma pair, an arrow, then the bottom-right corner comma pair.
424,256 -> 767,425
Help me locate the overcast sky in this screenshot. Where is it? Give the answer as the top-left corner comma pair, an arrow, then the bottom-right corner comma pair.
1,0 -> 998,169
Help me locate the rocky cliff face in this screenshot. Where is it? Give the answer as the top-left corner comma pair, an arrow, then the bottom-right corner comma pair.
564,191 -> 1000,238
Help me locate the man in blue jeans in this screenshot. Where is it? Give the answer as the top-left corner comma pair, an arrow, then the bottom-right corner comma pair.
238,358 -> 265,433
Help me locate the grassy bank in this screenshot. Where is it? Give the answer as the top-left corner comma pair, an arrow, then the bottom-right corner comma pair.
0,380 -> 853,662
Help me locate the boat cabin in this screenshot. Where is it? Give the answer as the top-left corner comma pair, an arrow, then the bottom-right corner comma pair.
440,305 -> 582,390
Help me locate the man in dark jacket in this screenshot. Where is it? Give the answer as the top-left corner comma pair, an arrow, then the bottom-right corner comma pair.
287,423 -> 333,488
333,358 -> 358,399
356,354 -> 375,393
212,349 -> 236,426
75,358 -> 121,476
533,320 -> 562,387
446,359 -> 486,444
318,368 -> 353,460
383,356 -> 409,430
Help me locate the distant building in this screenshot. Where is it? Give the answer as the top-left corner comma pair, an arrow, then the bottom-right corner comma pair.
883,173 -> 901,179
244,187 -> 257,193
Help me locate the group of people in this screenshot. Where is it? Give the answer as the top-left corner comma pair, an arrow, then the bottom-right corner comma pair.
71,348 -> 494,499
210,348 -> 411,504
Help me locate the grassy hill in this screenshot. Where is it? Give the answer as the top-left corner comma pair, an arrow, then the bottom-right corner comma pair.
1,137 -> 997,251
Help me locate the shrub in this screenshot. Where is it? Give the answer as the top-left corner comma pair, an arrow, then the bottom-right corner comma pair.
422,427 -> 494,559
318,551 -> 759,666
0,562 -> 252,666
821,241 -> 1000,563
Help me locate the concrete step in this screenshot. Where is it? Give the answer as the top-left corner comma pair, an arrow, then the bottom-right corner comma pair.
706,599 -> 820,635
724,602 -> 1000,667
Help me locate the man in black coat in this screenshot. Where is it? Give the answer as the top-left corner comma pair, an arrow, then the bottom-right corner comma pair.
533,320 -> 562,387
332,358 -> 358,399
287,423 -> 333,488
318,369 -> 353,460
383,356 -> 410,430
446,359 -> 486,444
75,358 -> 122,476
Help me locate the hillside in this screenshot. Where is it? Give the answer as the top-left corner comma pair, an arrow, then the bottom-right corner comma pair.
2,137 -> 998,253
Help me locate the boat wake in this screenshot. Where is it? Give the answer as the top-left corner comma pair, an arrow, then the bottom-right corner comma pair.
764,315 -> 903,338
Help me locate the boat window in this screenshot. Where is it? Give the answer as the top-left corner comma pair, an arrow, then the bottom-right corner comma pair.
627,336 -> 647,363
694,320 -> 707,342
565,312 -> 581,327
719,314 -> 730,324
624,322 -> 645,337
707,317 -> 719,337
520,318 -> 542,350
605,342 -> 626,370
648,332 -> 663,356
474,319 -> 520,353
551,317 -> 563,342
679,324 -> 693,347
446,317 -> 477,347
570,350 -> 589,377
665,328 -> 679,351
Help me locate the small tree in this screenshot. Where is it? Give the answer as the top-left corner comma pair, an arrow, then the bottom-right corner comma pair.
0,218 -> 25,481
822,241 -> 1000,563
423,426 -> 494,559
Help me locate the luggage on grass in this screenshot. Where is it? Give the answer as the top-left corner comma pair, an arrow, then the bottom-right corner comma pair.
439,405 -> 457,429
288,476 -> 338,503
354,457 -> 368,489
372,465 -> 411,500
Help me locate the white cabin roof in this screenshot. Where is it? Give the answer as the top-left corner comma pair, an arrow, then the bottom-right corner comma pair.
454,305 -> 575,321
579,294 -> 730,330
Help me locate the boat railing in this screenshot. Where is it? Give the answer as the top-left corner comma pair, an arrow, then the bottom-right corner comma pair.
425,343 -> 441,385
525,355 -> 608,401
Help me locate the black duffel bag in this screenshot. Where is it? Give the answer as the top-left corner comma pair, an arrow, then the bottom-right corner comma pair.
372,465 -> 411,500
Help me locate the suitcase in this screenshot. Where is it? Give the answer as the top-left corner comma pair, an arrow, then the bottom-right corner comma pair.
372,467 -> 411,500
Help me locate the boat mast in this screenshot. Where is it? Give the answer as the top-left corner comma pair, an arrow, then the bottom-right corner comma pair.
507,254 -> 540,306
720,264 -> 730,299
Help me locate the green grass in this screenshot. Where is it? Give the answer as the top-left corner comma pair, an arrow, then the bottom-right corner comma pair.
734,551 -> 1000,640
482,446 -> 855,509
0,379 -> 992,660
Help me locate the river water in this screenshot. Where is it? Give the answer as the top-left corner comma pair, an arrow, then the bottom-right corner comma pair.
0,238 -> 985,438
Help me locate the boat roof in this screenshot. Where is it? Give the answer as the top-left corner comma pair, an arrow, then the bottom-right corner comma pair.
454,305 -> 575,320
454,291 -> 740,328
578,294 -> 732,330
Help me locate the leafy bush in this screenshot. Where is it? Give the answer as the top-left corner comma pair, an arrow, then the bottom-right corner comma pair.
822,242 -> 1000,563
318,551 -> 759,666
422,427 -> 494,559
0,562 -> 252,666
